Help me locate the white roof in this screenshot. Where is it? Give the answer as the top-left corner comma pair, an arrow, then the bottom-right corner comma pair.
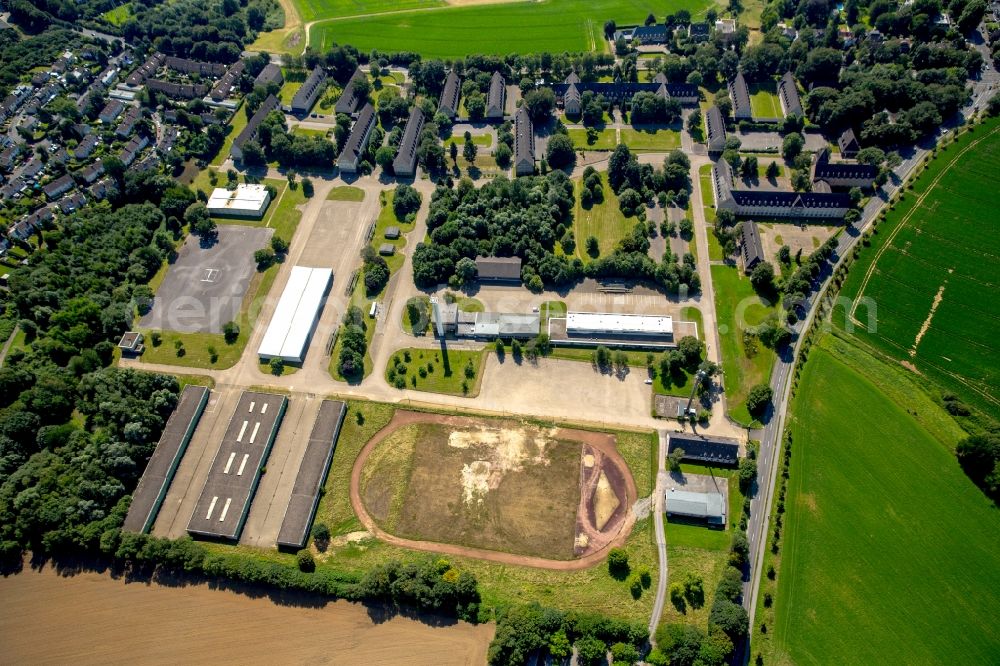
207,184 -> 270,212
566,312 -> 673,336
258,266 -> 332,362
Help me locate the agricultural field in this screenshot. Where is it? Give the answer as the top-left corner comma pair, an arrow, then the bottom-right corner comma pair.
573,172 -> 636,260
833,117 -> 1000,415
307,0 -> 720,58
294,0 -> 443,22
358,414 -> 635,561
711,264 -> 779,425
620,127 -> 681,152
764,340 -> 1000,664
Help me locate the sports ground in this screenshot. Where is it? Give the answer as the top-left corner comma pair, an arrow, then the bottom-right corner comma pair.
770,339 -> 1000,664
301,0 -> 721,57
836,118 -> 1000,414
355,411 -> 636,565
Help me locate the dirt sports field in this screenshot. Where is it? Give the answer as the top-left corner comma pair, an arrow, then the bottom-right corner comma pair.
353,411 -> 636,569
0,567 -> 492,665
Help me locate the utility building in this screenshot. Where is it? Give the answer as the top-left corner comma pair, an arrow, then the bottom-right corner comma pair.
257,266 -> 332,363
665,489 -> 726,526
566,312 -> 673,339
207,184 -> 272,219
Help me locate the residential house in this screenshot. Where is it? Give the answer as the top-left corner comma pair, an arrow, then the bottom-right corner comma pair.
838,128 -> 860,159
291,66 -> 327,115
513,107 -> 534,177
254,63 -> 284,89
125,52 -> 165,87
115,105 -> 142,138
336,103 -> 376,173
740,220 -> 765,272
74,134 -> 99,160
486,71 -> 506,120
776,72 -> 803,118
231,94 -> 279,161
211,60 -> 245,102
43,174 -> 75,200
98,99 -> 125,124
78,161 -> 105,184
438,71 -> 461,120
812,148 -> 877,188
146,80 -> 209,100
728,72 -> 752,120
59,191 -> 87,214
164,56 -> 225,77
712,161 -> 850,220
392,107 -> 424,177
334,68 -> 366,116
118,134 -> 149,166
705,106 -> 726,154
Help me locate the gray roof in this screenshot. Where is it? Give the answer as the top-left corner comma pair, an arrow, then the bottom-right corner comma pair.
476,255 -> 522,281
255,63 -> 284,88
813,148 -> 877,182
668,432 -> 740,465
439,71 -> 461,117
665,489 -> 725,521
472,312 -> 540,337
838,128 -> 860,154
232,94 -> 280,156
777,72 -> 802,117
728,72 -> 752,118
211,60 -> 245,101
564,71 -> 580,84
487,71 -> 505,116
740,220 -> 765,270
291,66 -> 327,113
337,103 -> 376,165
334,68 -> 366,115
392,106 -> 425,173
513,107 -> 534,173
706,106 -> 726,151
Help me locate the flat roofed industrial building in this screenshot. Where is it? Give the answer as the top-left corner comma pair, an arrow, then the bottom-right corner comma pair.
665,489 -> 726,525
276,400 -> 347,550
187,392 -> 288,541
207,184 -> 272,219
258,266 -> 332,363
566,312 -> 673,337
123,386 -> 210,534
668,433 -> 741,466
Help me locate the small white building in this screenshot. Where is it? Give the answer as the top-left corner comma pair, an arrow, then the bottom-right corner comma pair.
206,184 -> 271,219
566,312 -> 673,338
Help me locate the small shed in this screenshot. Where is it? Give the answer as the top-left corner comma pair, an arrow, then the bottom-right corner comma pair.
378,243 -> 396,256
384,226 -> 401,240
118,331 -> 145,356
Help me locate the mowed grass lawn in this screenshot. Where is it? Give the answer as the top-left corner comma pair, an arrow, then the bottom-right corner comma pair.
834,117 -> 1000,414
309,0 -> 717,57
568,127 -> 617,150
771,344 -> 1000,664
574,172 -> 636,260
620,127 -> 680,152
711,264 -> 778,424
385,347 -> 486,396
749,84 -> 781,118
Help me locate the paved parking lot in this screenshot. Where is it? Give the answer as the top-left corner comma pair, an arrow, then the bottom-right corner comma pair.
140,225 -> 273,334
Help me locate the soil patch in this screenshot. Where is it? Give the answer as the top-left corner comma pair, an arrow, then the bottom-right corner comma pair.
352,411 -> 637,570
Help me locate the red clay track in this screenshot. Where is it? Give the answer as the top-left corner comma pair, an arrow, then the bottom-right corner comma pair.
349,411 -> 637,570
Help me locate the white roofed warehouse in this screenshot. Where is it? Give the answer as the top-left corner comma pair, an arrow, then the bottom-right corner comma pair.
567,312 -> 673,338
207,184 -> 272,219
258,266 -> 332,363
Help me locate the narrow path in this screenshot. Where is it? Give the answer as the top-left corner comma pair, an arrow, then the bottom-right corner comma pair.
648,429 -> 668,639
0,326 -> 18,368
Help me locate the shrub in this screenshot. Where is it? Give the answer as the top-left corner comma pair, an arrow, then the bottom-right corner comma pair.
607,547 -> 629,579
296,549 -> 316,573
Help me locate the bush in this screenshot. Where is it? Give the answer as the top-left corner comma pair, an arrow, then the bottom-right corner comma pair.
296,549 -> 315,573
610,641 -> 640,665
629,574 -> 643,599
223,321 -> 240,344
576,636 -> 607,666
607,547 -> 629,579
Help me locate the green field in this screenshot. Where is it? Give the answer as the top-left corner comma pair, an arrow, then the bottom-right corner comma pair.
620,127 -> 681,152
307,0 -> 719,57
210,105 -> 249,167
833,118 -> 1000,414
711,264 -> 778,425
385,347 -> 486,396
100,4 -> 133,26
294,0 -> 443,22
573,172 -> 635,260
766,340 -> 1000,664
749,85 -> 781,118
327,185 -> 366,201
568,127 -> 617,150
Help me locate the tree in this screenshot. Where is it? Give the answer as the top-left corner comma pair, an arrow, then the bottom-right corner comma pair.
687,109 -> 702,132
271,236 -> 289,255
955,434 -> 1000,487
738,456 -> 757,494
612,642 -> 640,665
184,202 -> 216,237
454,257 -> 478,285
495,143 -> 512,168
575,636 -> 607,666
608,547 -> 629,579
301,178 -> 314,198
777,245 -> 791,264
782,132 -> 804,160
522,87 -> 556,123
549,630 -> 572,659
375,145 -> 395,172
463,138 -> 477,165
545,134 -> 575,169
311,523 -> 331,550
710,599 -> 749,640
449,141 -> 459,163
586,235 -> 600,257
269,357 -> 285,375
746,383 -> 773,416
678,335 -> 704,367
604,19 -> 617,39
749,262 -> 775,295
668,446 -> 685,471
392,184 -> 422,221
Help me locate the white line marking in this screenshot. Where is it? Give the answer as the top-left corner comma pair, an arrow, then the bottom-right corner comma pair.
248,401 -> 255,413
237,420 -> 248,442
249,422 -> 261,444
237,454 -> 249,476
206,496 -> 218,520
218,497 -> 232,522
260,402 -> 268,414
223,452 -> 235,474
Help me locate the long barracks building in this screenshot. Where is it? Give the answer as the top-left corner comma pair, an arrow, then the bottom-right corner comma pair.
712,161 -> 850,220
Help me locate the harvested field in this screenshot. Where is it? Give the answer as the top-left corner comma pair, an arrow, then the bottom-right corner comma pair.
354,411 -> 636,567
0,567 -> 493,665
